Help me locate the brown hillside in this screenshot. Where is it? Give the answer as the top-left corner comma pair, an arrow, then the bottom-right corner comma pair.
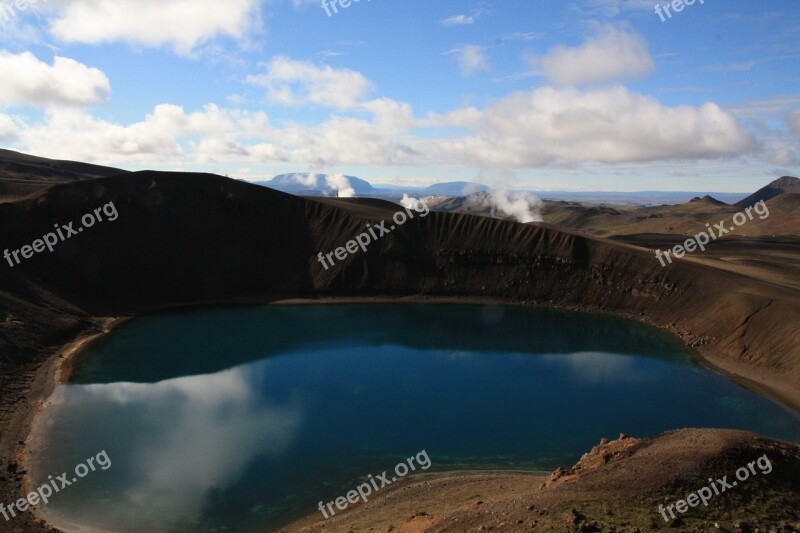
1,171 -> 799,412
0,149 -> 127,202
281,429 -> 800,532
1,171 -> 800,532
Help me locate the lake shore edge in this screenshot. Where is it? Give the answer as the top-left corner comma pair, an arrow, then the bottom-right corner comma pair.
7,295 -> 800,533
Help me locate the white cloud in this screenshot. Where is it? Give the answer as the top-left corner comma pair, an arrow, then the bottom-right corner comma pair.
728,95 -> 800,119
10,103 -> 259,165
246,56 -> 373,110
0,51 -> 110,107
427,85 -> 753,166
41,0 -> 261,54
441,14 -> 475,26
1,88 -> 754,171
537,25 -> 654,85
448,45 -> 490,77
756,129 -> 800,166
0,113 -> 17,141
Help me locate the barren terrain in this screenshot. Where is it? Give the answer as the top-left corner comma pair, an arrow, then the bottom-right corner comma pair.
0,153 -> 798,532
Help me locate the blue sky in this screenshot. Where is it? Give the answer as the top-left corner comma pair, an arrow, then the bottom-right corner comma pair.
0,0 -> 798,192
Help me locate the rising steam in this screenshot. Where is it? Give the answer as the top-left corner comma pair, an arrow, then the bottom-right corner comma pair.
400,194 -> 422,209
326,174 -> 356,198
467,186 -> 543,223
279,173 -> 356,197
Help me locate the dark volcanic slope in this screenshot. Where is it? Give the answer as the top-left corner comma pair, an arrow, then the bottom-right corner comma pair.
1,171 -> 799,403
736,176 -> 800,207
1,171 -> 800,531
0,149 -> 127,201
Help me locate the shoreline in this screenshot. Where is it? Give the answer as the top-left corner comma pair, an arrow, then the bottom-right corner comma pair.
10,297 -> 800,532
4,318 -> 123,532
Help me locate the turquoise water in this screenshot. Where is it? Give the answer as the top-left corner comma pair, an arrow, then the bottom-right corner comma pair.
30,305 -> 800,532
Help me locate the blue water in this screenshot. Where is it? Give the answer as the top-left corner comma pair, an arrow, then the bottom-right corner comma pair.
29,305 -> 800,532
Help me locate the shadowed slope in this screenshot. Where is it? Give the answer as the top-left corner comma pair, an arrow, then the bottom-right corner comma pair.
0,149 -> 127,201
736,176 -> 800,207
1,171 -> 799,532
0,171 -> 798,409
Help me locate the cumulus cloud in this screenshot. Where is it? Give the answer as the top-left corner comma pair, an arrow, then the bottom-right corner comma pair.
41,0 -> 261,54
2,83 -> 753,170
537,25 -> 654,85
246,56 -> 373,110
10,103 -> 259,165
756,131 -> 800,166
428,85 -> 752,166
0,51 -> 110,107
448,45 -> 490,76
0,113 -> 18,141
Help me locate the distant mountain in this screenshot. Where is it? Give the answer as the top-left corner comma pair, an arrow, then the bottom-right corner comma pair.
535,190 -> 746,206
253,170 -> 765,206
433,191 -> 489,214
257,175 -> 493,199
735,176 -> 800,207
422,181 -> 490,196
432,176 -> 800,238
258,173 -> 376,197
688,195 -> 728,206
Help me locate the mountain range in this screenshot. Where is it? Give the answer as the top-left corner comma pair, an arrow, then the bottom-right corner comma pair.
0,150 -> 774,206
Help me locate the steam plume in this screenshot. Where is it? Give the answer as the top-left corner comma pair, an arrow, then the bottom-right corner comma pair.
467,186 -> 543,223
325,174 -> 356,198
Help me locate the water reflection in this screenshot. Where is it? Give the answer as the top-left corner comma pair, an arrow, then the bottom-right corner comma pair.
541,351 -> 650,384
32,366 -> 302,532
28,305 -> 800,532
70,305 -> 691,384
